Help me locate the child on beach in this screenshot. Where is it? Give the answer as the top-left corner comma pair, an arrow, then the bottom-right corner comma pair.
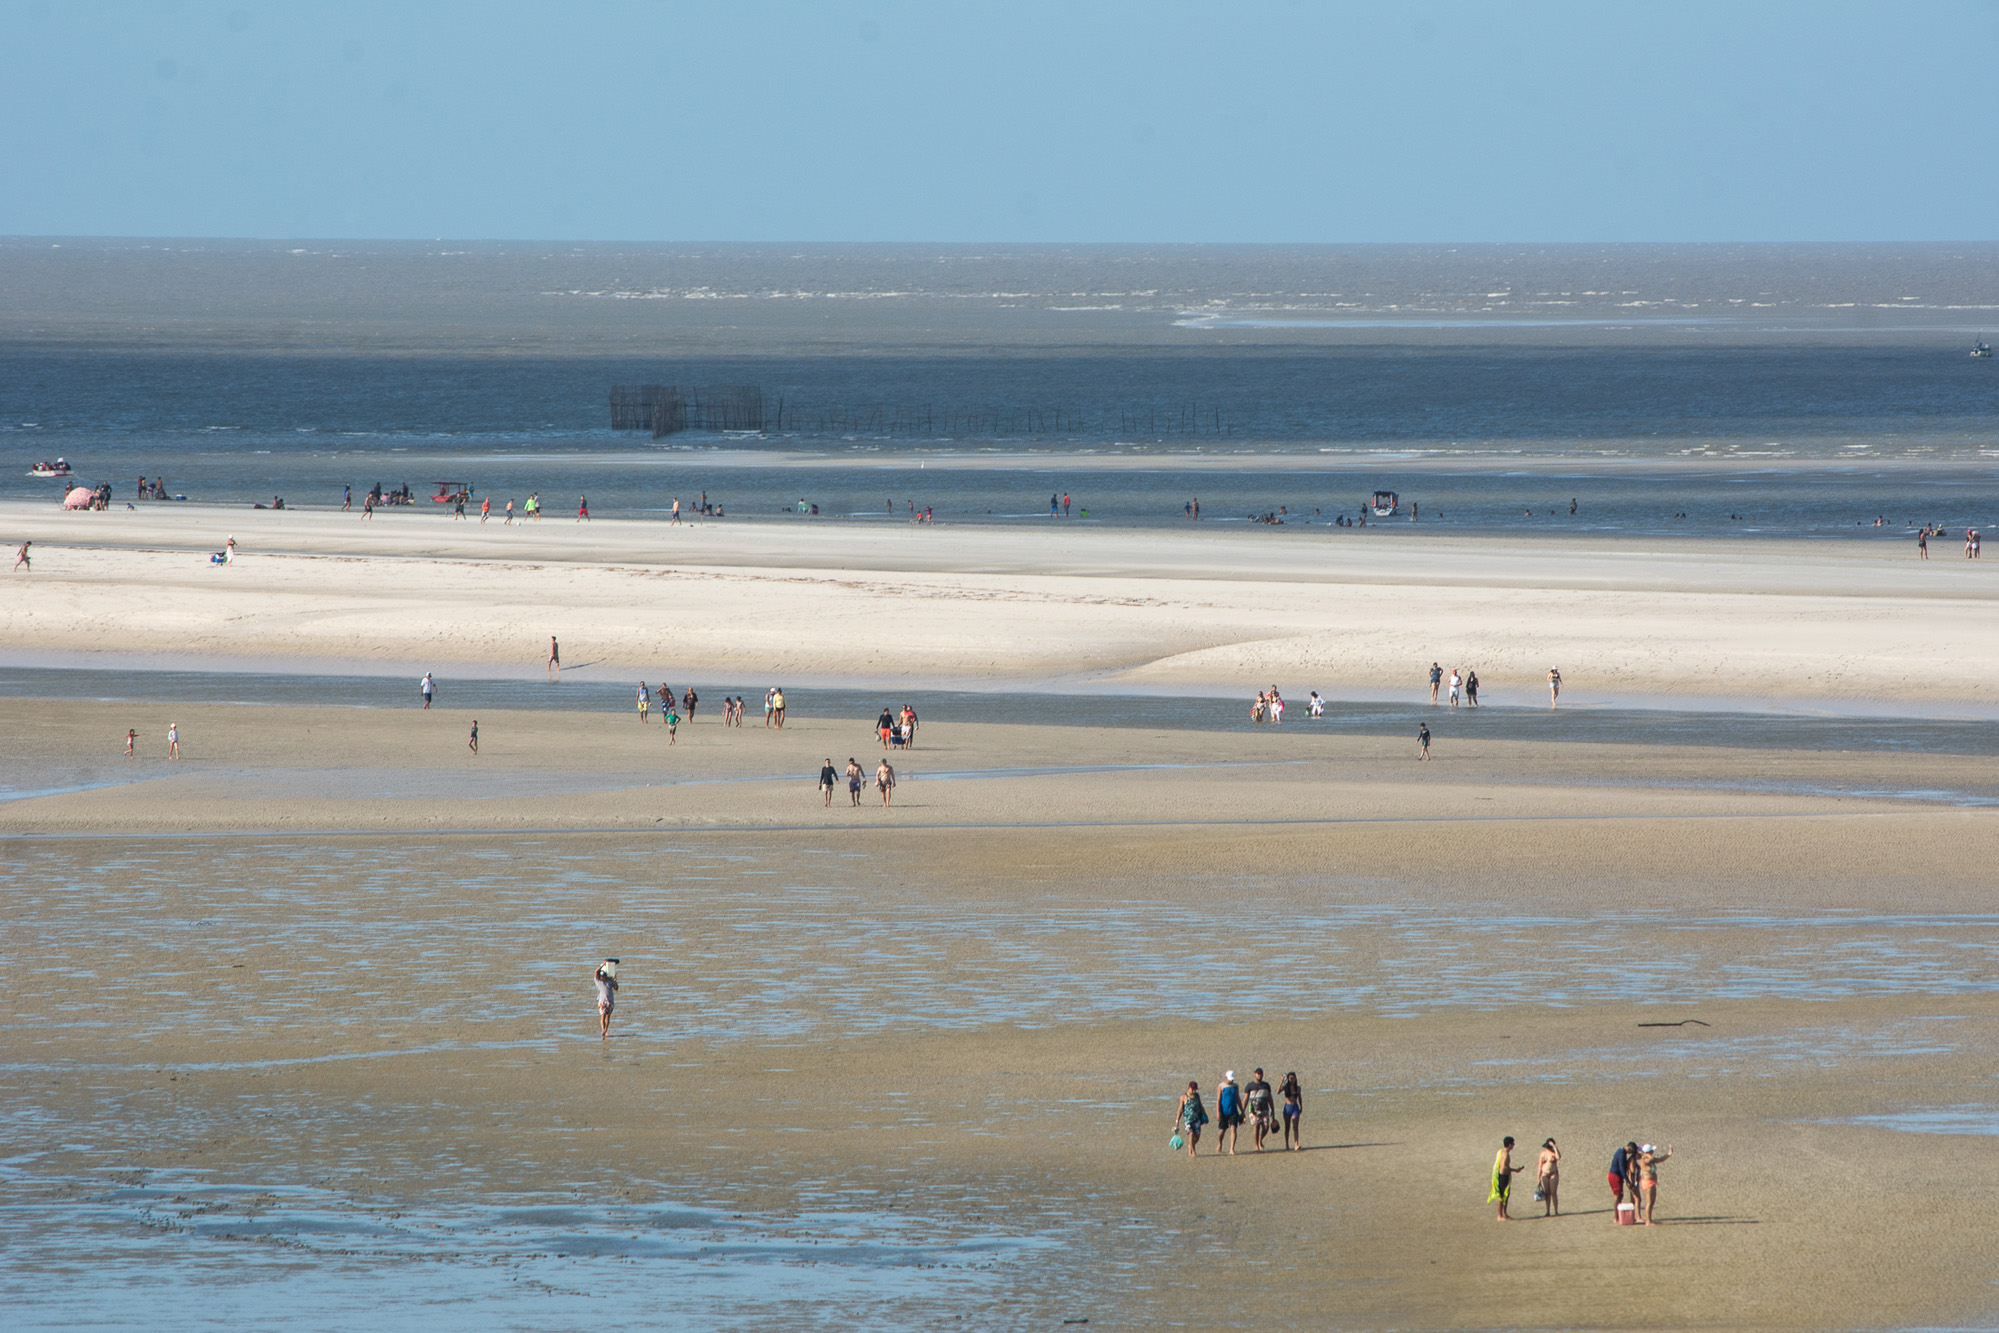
167,722 -> 180,759
124,728 -> 136,756
665,704 -> 679,744
468,720 -> 478,754
13,541 -> 28,572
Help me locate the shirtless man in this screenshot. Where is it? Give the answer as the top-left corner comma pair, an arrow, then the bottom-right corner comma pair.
876,758 -> 896,808
845,758 -> 864,806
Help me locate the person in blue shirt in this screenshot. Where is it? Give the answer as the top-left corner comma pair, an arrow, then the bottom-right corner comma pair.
1215,1071 -> 1244,1155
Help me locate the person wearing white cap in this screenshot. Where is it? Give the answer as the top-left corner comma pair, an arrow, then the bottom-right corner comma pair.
1637,1143 -> 1673,1225
1215,1070 -> 1243,1155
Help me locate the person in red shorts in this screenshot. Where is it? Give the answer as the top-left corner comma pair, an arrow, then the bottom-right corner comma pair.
1608,1140 -> 1637,1218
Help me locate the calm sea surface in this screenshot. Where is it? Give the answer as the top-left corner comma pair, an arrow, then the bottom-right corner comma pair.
3,241 -> 1997,533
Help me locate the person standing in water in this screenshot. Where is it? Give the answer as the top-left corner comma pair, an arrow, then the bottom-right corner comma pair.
1490,1136 -> 1519,1220
1548,667 -> 1562,708
421,672 -> 435,710
1537,1138 -> 1562,1216
1465,670 -> 1480,707
594,960 -> 618,1038
548,636 -> 560,680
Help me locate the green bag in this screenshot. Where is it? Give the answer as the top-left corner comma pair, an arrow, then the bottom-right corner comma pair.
1168,1132 -> 1185,1151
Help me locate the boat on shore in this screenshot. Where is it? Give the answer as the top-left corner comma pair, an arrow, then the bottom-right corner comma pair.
28,458 -> 72,478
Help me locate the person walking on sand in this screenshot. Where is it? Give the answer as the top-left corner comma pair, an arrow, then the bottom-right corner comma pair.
819,757 -> 838,807
671,497 -> 681,524
1466,670 -> 1480,707
594,960 -> 618,1038
1417,722 -> 1431,760
124,728 -> 137,757
1608,1141 -> 1637,1221
1548,667 -> 1562,708
1637,1143 -> 1673,1224
683,687 -> 697,722
167,722 -> 180,760
1537,1138 -> 1562,1216
1448,668 -> 1462,709
1175,1081 -> 1209,1158
420,672 -> 435,710
1429,661 -> 1442,703
846,757 -> 863,806
637,682 -> 650,723
342,484 -> 352,512
362,492 -> 374,520
875,758 -> 896,808
878,707 -> 894,749
1215,1071 -> 1243,1155
1279,1071 -> 1304,1150
664,701 -> 678,744
468,719 -> 478,754
504,498 -> 514,525
577,495 -> 590,521
547,636 -> 560,681
13,541 -> 29,572
1490,1136 -> 1519,1220
479,496 -> 490,523
1244,1068 -> 1276,1151
772,686 -> 787,728
1918,529 -> 1929,558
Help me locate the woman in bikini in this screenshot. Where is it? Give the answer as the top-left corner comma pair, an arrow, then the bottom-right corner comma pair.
1536,1138 -> 1562,1216
1279,1071 -> 1304,1150
1638,1144 -> 1672,1225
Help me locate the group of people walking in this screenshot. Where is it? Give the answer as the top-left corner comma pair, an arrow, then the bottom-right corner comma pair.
1173,1070 -> 1305,1156
876,705 -> 919,749
820,756 -> 897,808
1428,663 -> 1482,708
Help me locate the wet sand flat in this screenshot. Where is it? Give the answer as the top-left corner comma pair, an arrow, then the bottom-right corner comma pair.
6,697 -> 1999,1328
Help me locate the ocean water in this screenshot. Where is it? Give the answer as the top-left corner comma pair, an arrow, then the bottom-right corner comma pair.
4,241 -> 1998,532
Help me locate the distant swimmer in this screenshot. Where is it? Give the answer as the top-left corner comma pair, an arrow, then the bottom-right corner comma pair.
594,960 -> 619,1038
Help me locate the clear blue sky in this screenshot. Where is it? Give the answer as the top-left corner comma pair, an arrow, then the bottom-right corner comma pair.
5,0 -> 1996,242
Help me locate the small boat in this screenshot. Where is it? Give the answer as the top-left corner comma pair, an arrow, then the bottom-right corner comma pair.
28,458 -> 72,478
1370,489 -> 1399,518
1973,339 -> 1993,359
430,481 -> 473,504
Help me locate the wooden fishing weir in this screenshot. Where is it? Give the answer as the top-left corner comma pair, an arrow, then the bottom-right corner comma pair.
611,386 -> 1252,439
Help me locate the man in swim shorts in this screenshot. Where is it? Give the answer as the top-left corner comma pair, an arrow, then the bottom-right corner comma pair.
846,758 -> 863,806
876,759 -> 895,808
1608,1141 -> 1636,1217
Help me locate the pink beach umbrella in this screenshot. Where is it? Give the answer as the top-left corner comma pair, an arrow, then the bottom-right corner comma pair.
63,486 -> 94,509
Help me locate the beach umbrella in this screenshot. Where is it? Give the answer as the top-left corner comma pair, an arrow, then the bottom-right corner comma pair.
63,486 -> 93,509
